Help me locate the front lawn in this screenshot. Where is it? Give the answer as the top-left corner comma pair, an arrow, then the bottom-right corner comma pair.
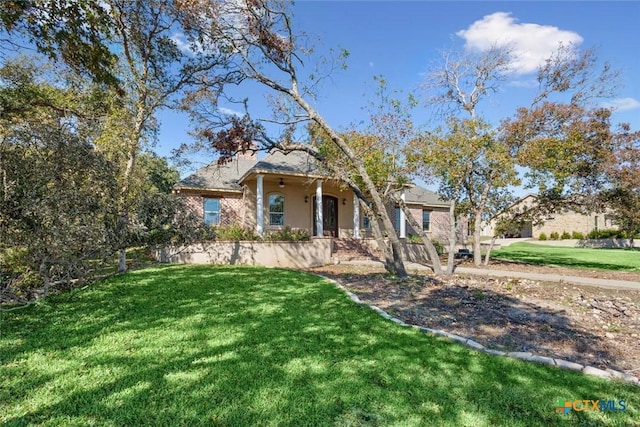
492,242 -> 640,271
1,265 -> 638,426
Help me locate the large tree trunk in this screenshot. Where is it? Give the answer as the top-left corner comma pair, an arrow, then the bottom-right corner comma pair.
398,201 -> 443,275
360,202 -> 394,269
473,212 -> 482,266
446,201 -> 457,275
297,98 -> 407,277
483,235 -> 498,265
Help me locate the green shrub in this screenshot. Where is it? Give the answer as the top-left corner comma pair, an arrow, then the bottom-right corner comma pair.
431,239 -> 445,255
265,226 -> 310,241
215,223 -> 260,241
571,231 -> 585,240
587,228 -> 626,240
549,231 -> 560,240
407,234 -> 422,243
561,231 -> 571,240
538,233 -> 547,241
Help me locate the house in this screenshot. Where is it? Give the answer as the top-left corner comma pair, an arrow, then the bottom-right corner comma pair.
174,149 -> 451,243
482,194 -> 616,239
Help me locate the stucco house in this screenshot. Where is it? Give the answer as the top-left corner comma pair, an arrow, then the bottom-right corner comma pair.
174,149 -> 451,243
482,194 -> 616,239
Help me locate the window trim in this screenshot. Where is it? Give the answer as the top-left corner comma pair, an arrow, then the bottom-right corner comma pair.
268,193 -> 285,227
203,197 -> 221,226
422,209 -> 431,232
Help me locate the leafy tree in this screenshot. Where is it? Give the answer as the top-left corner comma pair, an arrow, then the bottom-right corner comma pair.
0,0 -> 117,86
417,43 -> 619,267
137,151 -> 180,194
94,0 -> 234,273
0,59 -> 120,300
600,125 -> 640,246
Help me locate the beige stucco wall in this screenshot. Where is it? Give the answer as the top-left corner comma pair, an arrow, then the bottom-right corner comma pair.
153,238 -> 332,268
243,176 -> 358,236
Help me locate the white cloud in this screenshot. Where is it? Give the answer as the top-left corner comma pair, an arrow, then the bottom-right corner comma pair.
170,33 -> 194,55
602,97 -> 640,112
456,12 -> 583,75
218,107 -> 244,117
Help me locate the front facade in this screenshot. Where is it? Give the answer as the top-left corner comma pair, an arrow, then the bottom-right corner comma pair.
175,150 -> 451,242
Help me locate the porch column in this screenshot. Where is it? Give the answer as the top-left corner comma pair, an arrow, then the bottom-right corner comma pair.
315,180 -> 323,237
353,194 -> 361,239
256,174 -> 264,236
399,190 -> 406,238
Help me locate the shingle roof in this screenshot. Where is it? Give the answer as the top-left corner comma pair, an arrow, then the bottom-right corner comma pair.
402,185 -> 450,207
241,150 -> 328,179
174,156 -> 256,192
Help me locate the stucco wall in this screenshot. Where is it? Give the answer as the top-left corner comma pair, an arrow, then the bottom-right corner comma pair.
153,238 -> 332,268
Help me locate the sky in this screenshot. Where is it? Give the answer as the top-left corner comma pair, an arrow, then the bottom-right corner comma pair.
157,1 -> 640,177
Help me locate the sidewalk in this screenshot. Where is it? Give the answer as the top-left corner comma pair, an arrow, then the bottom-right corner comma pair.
341,260 -> 640,291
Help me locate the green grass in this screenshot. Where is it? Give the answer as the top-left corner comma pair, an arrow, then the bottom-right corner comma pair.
1,265 -> 638,426
492,243 -> 640,271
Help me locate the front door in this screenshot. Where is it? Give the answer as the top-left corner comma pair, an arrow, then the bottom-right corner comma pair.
313,195 -> 338,237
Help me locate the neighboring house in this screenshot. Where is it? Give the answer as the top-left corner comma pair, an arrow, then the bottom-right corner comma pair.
174,149 -> 451,242
482,194 -> 616,239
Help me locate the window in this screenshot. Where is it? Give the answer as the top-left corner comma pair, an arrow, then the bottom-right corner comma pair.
269,194 -> 284,226
422,210 -> 431,231
203,198 -> 220,226
395,207 -> 401,231
363,215 -> 371,229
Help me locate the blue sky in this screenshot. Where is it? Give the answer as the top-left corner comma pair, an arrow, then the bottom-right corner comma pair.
159,1 -> 640,175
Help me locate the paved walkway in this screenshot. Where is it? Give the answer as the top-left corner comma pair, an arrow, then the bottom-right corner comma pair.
341,260 -> 640,291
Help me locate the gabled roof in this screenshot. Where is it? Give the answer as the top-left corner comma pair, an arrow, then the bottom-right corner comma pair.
403,185 -> 450,207
174,156 -> 256,193
239,150 -> 329,181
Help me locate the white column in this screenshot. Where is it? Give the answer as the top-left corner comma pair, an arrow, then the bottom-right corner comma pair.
315,180 -> 323,237
256,174 -> 264,236
353,194 -> 361,239
399,190 -> 406,238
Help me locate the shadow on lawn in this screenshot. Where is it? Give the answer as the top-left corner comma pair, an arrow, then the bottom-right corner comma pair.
2,265 -> 638,426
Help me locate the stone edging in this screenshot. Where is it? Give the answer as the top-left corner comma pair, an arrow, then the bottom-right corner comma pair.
316,274 -> 640,387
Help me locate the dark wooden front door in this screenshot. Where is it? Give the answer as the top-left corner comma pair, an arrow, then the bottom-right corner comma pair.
313,195 -> 338,237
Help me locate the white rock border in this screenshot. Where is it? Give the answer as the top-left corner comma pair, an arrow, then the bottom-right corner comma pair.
317,274 -> 640,387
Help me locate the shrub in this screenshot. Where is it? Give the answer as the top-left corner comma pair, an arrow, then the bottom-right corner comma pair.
571,231 -> 585,240
538,233 -> 547,241
587,228 -> 625,239
431,239 -> 445,255
265,226 -> 310,241
561,231 -> 571,240
407,234 -> 422,243
550,231 -> 560,240
215,223 -> 260,241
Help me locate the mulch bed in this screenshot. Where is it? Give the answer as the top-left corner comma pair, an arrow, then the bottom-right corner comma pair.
308,261 -> 640,380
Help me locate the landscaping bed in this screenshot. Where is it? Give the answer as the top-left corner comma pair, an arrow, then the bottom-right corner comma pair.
309,261 -> 640,381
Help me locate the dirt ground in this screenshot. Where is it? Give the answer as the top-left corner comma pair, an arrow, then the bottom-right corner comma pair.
308,260 -> 640,380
